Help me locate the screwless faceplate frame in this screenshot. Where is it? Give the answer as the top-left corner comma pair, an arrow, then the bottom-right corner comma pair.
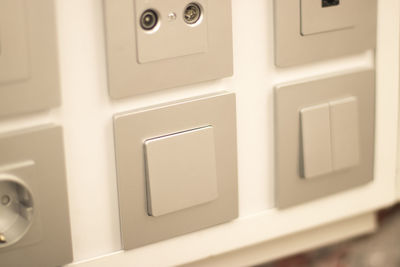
274,70 -> 375,208
103,0 -> 233,99
114,92 -> 238,249
274,0 -> 377,67
0,0 -> 60,117
0,126 -> 73,267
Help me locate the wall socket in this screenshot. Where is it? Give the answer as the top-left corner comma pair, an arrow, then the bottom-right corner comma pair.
0,162 -> 42,251
103,0 -> 233,98
135,0 -> 208,63
274,0 -> 377,66
0,126 -> 72,267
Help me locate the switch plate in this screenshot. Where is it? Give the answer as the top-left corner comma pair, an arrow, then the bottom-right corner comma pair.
0,126 -> 72,267
274,70 -> 375,208
103,0 -> 233,99
274,0 -> 377,67
114,92 -> 238,249
0,0 -> 60,117
145,126 -> 218,217
300,97 -> 361,179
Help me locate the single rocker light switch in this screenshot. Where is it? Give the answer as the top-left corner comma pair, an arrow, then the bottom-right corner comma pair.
301,103 -> 333,178
330,97 -> 360,171
144,126 -> 218,217
114,92 -> 238,249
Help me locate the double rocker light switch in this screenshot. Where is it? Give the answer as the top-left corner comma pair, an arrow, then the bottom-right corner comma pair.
301,97 -> 360,179
275,70 -> 375,208
144,126 -> 218,217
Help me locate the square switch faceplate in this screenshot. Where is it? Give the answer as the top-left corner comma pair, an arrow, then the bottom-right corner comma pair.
0,0 -> 60,117
103,0 -> 233,99
0,126 -> 72,267
274,70 -> 375,208
274,0 -> 377,66
114,92 -> 238,249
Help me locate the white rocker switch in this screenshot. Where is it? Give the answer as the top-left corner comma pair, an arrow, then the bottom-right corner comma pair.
300,97 -> 360,179
144,126 -> 218,217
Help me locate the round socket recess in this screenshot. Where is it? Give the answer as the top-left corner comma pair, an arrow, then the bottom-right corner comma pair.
0,174 -> 34,248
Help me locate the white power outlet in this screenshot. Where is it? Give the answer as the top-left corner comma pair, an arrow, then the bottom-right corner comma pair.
135,0 -> 208,63
0,162 -> 42,251
0,126 -> 72,267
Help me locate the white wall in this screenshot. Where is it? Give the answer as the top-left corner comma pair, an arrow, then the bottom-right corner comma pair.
0,0 -> 398,266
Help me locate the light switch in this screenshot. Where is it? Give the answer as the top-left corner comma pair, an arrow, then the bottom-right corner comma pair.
330,97 -> 360,171
144,126 -> 218,217
301,104 -> 333,179
301,0 -> 357,35
114,92 -> 238,249
275,70 -> 375,208
300,97 -> 360,179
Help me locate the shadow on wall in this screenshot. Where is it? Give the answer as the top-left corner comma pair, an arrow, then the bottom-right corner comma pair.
260,204 -> 400,267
